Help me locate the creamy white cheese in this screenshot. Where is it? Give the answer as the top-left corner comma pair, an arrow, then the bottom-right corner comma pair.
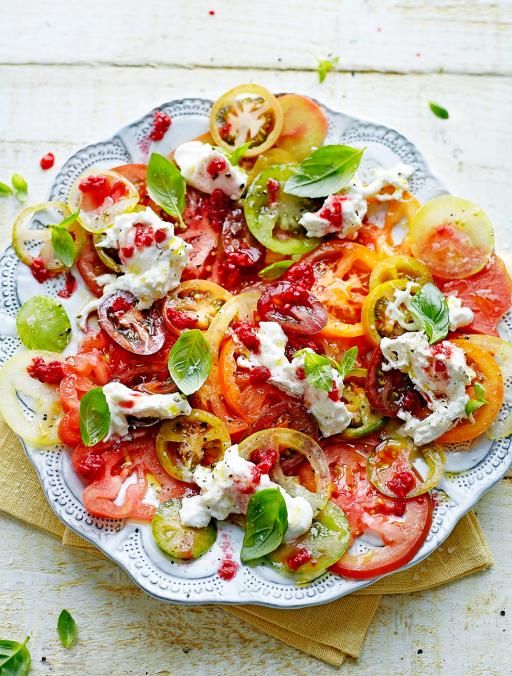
179,445 -> 313,543
97,207 -> 191,310
360,163 -> 415,202
380,331 -> 475,445
103,381 -> 191,438
447,294 -> 474,331
236,323 -> 352,437
384,281 -> 421,331
174,141 -> 247,200
299,187 -> 368,239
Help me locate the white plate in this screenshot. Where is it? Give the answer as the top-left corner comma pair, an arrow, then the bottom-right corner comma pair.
1,97 -> 511,609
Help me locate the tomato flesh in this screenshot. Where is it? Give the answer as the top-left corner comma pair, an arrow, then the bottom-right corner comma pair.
257,280 -> 328,335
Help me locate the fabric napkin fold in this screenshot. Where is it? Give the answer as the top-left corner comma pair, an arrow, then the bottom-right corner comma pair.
0,420 -> 494,666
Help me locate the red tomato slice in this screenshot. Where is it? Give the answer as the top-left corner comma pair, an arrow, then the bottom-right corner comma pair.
181,188 -> 220,280
257,280 -> 328,335
248,399 -> 320,441
328,445 -> 433,579
437,256 -> 512,335
76,233 -> 112,297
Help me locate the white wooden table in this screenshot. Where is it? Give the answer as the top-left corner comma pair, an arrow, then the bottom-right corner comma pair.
1,2 -> 511,673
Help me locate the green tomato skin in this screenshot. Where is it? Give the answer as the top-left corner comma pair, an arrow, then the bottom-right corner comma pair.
267,501 -> 350,584
244,164 -> 321,255
16,295 -> 72,352
152,498 -> 217,560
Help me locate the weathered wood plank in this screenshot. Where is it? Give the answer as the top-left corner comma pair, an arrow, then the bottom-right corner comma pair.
1,0 -> 511,75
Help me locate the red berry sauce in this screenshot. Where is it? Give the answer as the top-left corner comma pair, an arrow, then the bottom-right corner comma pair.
27,357 -> 65,384
40,152 -> 55,170
149,111 -> 172,142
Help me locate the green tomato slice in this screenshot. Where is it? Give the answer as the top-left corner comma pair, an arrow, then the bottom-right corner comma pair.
152,498 -> 217,560
342,380 -> 386,439
12,201 -> 85,270
367,437 -> 445,498
244,164 -> 321,255
267,501 -> 350,584
17,296 -> 72,352
0,350 -> 63,447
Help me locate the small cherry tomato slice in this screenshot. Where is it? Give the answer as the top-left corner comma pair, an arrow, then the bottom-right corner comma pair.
369,254 -> 432,291
244,164 -> 321,255
257,280 -> 328,335
438,338 -> 504,443
437,256 -> 512,336
156,410 -> 231,483
365,347 -> 429,418
367,437 -> 444,498
274,94 -> 329,162
410,195 -> 494,279
210,84 -> 283,158
328,445 -> 433,579
341,378 -> 386,439
98,290 -> 165,355
152,498 -> 217,560
76,233 -> 113,297
362,279 -> 420,347
163,280 -> 231,334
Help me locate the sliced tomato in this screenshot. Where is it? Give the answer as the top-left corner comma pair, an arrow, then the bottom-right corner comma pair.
274,94 -> 328,162
257,280 -> 328,335
248,399 -> 320,441
437,256 -> 512,335
181,187 -> 221,280
328,445 -> 433,579
220,203 -> 265,268
163,280 -> 231,334
98,291 -> 165,355
76,233 -> 113,297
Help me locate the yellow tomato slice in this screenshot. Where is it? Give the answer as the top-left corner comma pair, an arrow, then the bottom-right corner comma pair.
274,94 -> 328,161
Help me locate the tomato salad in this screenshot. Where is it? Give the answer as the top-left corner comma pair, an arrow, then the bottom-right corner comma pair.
3,84 -> 512,584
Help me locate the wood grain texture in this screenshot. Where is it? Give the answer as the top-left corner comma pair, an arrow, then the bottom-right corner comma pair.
1,1 -> 511,672
1,0 -> 512,74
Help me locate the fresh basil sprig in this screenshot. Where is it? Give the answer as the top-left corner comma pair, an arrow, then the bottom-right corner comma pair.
79,387 -> 110,447
57,609 -> 77,649
294,346 -> 358,392
228,141 -> 252,166
50,209 -> 80,267
465,382 -> 487,417
258,259 -> 294,281
12,173 -> 28,203
0,637 -> 31,675
168,329 -> 211,396
0,182 -> 13,197
146,153 -> 186,228
241,488 -> 288,563
409,283 -> 449,344
337,346 -> 358,379
317,55 -> 339,83
284,144 -> 364,198
429,101 -> 449,120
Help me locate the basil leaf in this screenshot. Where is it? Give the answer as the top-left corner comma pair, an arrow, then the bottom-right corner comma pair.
241,488 -> 288,563
146,153 -> 186,228
168,329 -> 211,396
429,101 -> 449,119
0,182 -> 13,197
80,387 -> 110,447
284,144 -> 364,198
258,259 -> 294,281
57,609 -> 77,649
11,173 -> 28,203
302,351 -> 335,392
409,283 -> 449,344
317,55 -> 339,83
51,227 -> 76,267
228,141 -> 252,166
337,346 -> 358,379
465,382 -> 487,416
0,637 -> 31,675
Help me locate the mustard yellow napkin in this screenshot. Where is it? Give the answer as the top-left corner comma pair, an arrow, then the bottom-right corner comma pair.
0,421 -> 493,666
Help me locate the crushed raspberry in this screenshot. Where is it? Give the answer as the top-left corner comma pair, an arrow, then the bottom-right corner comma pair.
328,382 -> 340,402
121,245 -> 134,260
75,452 -> 105,482
57,271 -> 77,299
207,156 -> 227,177
40,152 -> 55,170
286,546 -> 313,571
231,321 -> 260,352
208,9 -> 216,16
110,295 -> 133,313
285,262 -> 315,289
166,308 -> 197,330
218,559 -> 238,580
387,470 -> 416,498
149,111 -> 172,142
134,223 -> 154,248
266,178 -> 280,205
248,365 -> 271,384
252,448 -> 278,474
319,195 -> 346,228
154,228 -> 167,244
120,400 -> 135,409
27,357 -> 65,384
392,498 -> 407,517
296,367 -> 306,380
30,257 -> 51,283
204,189 -> 231,229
